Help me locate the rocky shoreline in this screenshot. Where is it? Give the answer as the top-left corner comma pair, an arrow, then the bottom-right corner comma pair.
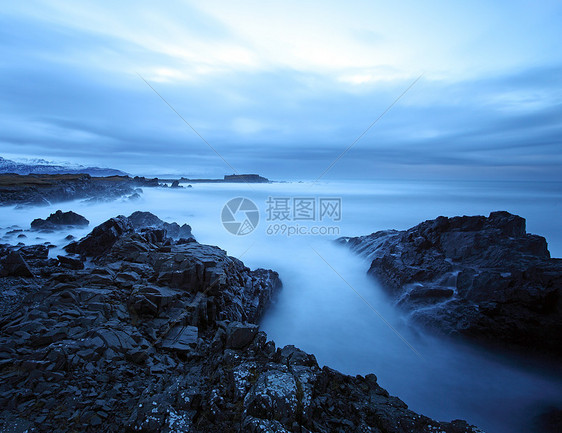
338,211 -> 562,359
0,174 -> 144,206
0,211 -> 481,432
0,173 -> 272,207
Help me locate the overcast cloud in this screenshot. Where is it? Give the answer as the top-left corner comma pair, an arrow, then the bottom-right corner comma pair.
1,0 -> 561,180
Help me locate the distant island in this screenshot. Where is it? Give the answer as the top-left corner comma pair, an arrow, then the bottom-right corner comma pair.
223,173 -> 269,182
173,174 -> 270,184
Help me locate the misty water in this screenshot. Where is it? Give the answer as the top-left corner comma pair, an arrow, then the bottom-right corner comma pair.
2,179 -> 561,433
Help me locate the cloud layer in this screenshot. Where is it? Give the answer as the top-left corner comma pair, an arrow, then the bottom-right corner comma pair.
1,1 -> 561,180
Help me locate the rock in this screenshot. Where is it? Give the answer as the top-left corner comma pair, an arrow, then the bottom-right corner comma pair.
171,180 -> 181,188
94,328 -> 137,353
340,211 -> 562,357
62,212 -> 194,260
127,211 -> 165,228
128,211 -> 194,240
31,210 -> 89,230
140,227 -> 167,244
65,215 -> 133,257
132,176 -> 160,187
225,322 -> 259,349
276,345 -> 318,367
57,255 -> 84,270
129,285 -> 178,316
161,325 -> 198,352
18,244 -> 49,261
244,367 -> 298,423
0,252 -> 33,277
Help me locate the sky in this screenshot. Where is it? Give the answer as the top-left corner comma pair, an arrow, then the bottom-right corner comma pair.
0,0 -> 561,180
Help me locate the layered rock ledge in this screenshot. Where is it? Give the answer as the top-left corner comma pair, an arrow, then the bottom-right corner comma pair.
338,211 -> 562,357
0,174 -> 141,206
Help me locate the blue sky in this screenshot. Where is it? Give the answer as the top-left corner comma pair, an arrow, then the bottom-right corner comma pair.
1,0 -> 561,180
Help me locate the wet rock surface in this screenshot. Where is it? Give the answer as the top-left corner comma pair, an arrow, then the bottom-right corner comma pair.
339,211 -> 562,357
0,213 -> 482,432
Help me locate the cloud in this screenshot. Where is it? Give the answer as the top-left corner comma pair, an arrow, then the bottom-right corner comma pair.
0,1 -> 561,181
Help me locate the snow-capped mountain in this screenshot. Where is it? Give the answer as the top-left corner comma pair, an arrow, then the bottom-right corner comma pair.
0,156 -> 128,177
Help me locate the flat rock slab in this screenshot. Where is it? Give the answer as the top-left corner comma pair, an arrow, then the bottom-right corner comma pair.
161,325 -> 198,352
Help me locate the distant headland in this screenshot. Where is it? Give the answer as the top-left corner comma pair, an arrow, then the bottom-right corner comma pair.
161,174 -> 270,184
0,173 -> 271,206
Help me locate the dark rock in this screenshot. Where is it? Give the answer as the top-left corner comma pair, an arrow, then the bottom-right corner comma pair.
128,211 -> 194,240
65,215 -> 133,257
176,237 -> 196,245
18,244 -> 49,261
161,326 -> 198,352
276,345 -> 318,367
340,211 -> 562,357
128,210 -> 164,228
31,210 -> 89,230
57,255 -> 84,270
244,366 -> 298,423
0,252 -> 33,277
170,180 -> 181,188
225,321 -> 259,349
132,176 -> 160,187
94,328 -> 136,353
129,285 -> 178,317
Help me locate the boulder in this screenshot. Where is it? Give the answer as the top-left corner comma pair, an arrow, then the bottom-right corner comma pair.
225,322 -> 259,349
0,251 -> 33,277
31,210 -> 89,230
65,215 -> 133,257
243,367 -> 298,423
128,211 -> 193,240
